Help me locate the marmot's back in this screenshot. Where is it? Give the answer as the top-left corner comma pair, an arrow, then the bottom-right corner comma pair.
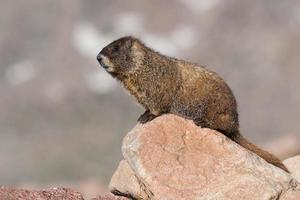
171,61 -> 239,137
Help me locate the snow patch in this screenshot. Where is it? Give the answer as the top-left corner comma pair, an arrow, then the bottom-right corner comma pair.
170,25 -> 198,49
72,22 -> 113,58
85,71 -> 117,94
5,60 -> 37,85
72,19 -> 197,59
179,0 -> 220,13
143,34 -> 178,56
114,13 -> 144,35
143,25 -> 198,56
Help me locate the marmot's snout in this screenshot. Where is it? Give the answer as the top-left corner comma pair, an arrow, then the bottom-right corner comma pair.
96,52 -> 115,73
96,53 -> 106,68
96,53 -> 102,63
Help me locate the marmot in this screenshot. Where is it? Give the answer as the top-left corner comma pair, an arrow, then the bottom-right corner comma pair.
97,36 -> 288,172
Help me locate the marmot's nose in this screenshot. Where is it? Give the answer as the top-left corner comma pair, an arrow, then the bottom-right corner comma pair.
97,53 -> 103,63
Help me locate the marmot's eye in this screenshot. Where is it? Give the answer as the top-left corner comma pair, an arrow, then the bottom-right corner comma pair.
112,46 -> 119,53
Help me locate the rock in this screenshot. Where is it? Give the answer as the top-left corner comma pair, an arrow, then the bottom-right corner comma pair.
70,179 -> 108,199
109,160 -> 149,200
284,155 -> 300,182
0,186 -> 128,200
280,185 -> 300,200
112,114 -> 298,200
0,187 -> 84,200
91,195 -> 128,200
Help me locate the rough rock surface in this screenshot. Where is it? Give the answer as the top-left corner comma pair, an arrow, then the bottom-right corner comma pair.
91,196 -> 128,200
280,185 -> 300,200
109,160 -> 148,199
0,186 -> 127,200
0,187 -> 84,200
110,114 -> 299,200
284,155 -> 300,182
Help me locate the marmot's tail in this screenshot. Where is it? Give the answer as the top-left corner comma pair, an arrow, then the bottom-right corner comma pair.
234,132 -> 289,172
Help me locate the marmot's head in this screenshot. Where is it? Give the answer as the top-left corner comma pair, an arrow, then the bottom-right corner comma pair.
97,36 -> 144,78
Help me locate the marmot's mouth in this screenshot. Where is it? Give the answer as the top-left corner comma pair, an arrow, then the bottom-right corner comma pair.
96,54 -> 106,67
100,62 -> 109,69
97,54 -> 115,72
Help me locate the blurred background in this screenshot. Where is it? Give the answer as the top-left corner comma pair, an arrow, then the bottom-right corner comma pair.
0,0 -> 300,197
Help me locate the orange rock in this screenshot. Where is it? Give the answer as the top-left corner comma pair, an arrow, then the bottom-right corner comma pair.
109,160 -> 149,200
113,114 -> 298,200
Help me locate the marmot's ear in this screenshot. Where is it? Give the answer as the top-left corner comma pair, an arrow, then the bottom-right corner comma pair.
122,36 -> 133,48
131,39 -> 143,51
127,40 -> 133,49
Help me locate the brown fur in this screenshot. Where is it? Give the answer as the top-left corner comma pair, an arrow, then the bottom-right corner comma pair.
97,36 -> 288,172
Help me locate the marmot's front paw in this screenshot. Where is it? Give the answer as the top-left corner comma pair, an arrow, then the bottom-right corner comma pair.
138,110 -> 157,124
